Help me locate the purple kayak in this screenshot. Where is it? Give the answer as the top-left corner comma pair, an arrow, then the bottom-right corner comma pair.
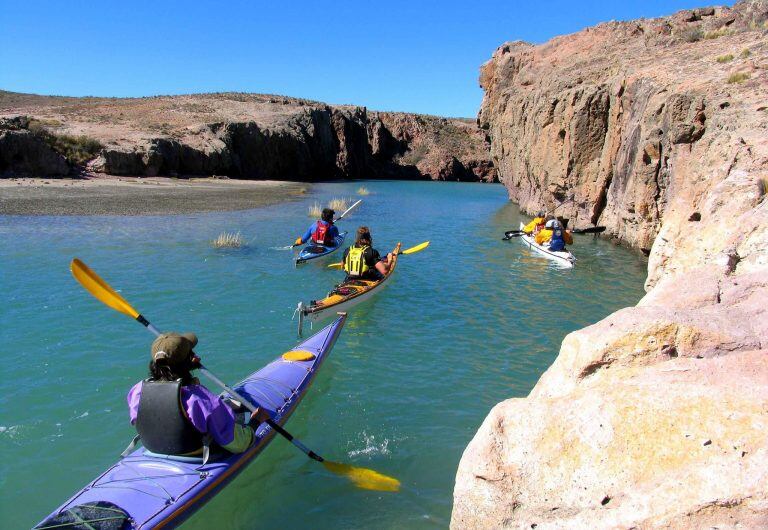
35,314 -> 347,530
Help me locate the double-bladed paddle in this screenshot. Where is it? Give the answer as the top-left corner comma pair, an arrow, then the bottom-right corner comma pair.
70,258 -> 400,492
327,241 -> 429,269
502,226 -> 605,240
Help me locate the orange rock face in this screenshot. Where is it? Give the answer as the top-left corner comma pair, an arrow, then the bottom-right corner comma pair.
454,1 -> 768,527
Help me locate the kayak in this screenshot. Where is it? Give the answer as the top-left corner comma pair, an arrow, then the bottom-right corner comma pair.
35,314 -> 347,530
295,231 -> 347,266
297,243 -> 401,334
518,222 -> 576,268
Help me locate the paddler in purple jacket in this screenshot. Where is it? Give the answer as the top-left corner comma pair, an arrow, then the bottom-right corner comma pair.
127,332 -> 270,456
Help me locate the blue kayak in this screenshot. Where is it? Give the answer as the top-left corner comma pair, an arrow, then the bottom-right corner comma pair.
34,314 -> 347,530
295,231 -> 347,265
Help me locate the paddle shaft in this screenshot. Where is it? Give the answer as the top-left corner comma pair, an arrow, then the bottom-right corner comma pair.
546,195 -> 575,215
334,199 -> 361,223
137,314 -> 324,462
504,225 -> 604,239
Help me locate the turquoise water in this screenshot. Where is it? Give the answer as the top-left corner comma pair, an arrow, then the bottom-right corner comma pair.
0,181 -> 647,529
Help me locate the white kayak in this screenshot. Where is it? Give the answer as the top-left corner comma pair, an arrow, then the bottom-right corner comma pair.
518,222 -> 576,268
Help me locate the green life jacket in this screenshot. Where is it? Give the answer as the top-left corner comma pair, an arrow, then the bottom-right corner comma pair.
344,245 -> 370,277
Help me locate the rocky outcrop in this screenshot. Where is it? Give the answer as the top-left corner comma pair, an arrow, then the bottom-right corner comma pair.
0,92 -> 496,182
0,117 -> 69,176
454,1 -> 768,528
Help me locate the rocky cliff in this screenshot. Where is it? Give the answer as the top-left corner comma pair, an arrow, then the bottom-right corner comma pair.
453,1 -> 767,528
0,92 -> 495,182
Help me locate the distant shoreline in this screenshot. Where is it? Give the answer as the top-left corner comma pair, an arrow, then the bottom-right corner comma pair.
0,176 -> 309,216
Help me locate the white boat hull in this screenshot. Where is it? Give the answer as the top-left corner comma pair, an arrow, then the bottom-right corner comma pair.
518,222 -> 575,268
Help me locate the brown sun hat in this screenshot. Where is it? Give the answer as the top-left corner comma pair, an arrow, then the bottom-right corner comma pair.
151,332 -> 198,365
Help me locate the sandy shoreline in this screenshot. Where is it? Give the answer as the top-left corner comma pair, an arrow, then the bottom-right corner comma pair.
0,176 -> 309,215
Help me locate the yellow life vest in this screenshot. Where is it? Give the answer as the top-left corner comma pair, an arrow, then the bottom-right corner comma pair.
524,217 -> 545,234
535,228 -> 553,245
344,245 -> 370,277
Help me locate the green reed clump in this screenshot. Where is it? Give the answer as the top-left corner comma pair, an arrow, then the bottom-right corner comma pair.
308,201 -> 322,218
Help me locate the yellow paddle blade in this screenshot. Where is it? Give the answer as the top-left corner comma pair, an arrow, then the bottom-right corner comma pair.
70,258 -> 140,319
401,241 -> 430,255
322,460 -> 401,492
327,262 -> 343,269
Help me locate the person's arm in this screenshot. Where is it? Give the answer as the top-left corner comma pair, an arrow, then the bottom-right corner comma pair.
184,386 -> 253,454
369,248 -> 389,275
222,407 -> 271,453
127,381 -> 143,426
296,224 -> 315,245
523,219 -> 537,234
564,230 -> 573,245
329,225 -> 340,239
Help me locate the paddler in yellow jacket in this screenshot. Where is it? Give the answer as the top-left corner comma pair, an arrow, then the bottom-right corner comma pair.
342,226 -> 393,280
535,218 -> 573,250
522,212 -> 547,235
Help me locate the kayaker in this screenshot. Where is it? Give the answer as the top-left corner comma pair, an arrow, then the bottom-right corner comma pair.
342,226 -> 393,280
522,212 -> 546,234
535,218 -> 573,249
295,208 -> 340,247
127,332 -> 271,456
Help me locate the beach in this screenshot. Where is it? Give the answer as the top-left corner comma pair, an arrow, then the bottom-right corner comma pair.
0,176 -> 308,216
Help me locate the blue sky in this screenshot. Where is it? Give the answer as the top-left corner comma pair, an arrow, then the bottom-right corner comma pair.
1,1 -> 712,117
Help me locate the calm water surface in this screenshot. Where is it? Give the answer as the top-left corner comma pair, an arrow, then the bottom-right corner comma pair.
0,181 -> 647,529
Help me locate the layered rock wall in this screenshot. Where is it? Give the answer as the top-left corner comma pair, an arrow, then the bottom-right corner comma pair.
0,92 -> 496,182
454,1 -> 768,527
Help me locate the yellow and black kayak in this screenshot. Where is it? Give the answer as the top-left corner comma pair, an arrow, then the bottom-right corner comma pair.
297,243 -> 401,334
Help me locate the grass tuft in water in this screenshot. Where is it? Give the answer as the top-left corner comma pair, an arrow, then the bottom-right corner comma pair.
308,201 -> 322,218
310,198 -> 351,217
328,197 -> 350,211
357,187 -> 371,196
211,231 -> 244,248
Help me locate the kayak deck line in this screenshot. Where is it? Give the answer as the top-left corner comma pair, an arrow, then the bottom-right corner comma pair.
36,315 -> 347,530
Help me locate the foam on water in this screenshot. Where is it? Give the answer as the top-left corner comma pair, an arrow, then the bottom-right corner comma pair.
348,431 -> 394,458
